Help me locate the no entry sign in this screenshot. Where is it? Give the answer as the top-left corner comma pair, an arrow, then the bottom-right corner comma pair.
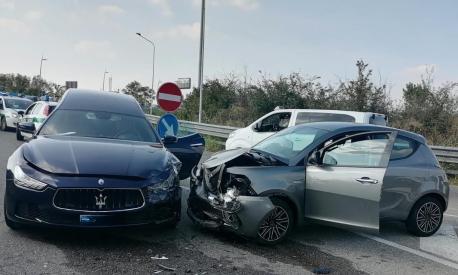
157,82 -> 183,112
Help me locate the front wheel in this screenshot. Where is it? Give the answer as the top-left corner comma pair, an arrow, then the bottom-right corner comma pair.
16,127 -> 24,141
406,197 -> 443,237
0,117 -> 6,131
256,198 -> 293,245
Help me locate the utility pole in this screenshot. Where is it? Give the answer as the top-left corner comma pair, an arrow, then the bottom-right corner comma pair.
39,55 -> 47,78
197,0 -> 206,123
136,32 -> 156,113
102,70 -> 109,91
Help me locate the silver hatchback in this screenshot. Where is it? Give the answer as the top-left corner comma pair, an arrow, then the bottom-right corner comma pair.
188,122 -> 449,244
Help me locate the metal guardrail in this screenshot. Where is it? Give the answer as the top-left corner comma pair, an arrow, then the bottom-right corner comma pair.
146,115 -> 458,176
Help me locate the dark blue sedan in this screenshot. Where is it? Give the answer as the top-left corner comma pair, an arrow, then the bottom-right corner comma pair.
4,89 -> 204,229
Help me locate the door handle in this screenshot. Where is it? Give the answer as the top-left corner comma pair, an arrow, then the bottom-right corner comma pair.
190,143 -> 204,147
355,177 -> 379,184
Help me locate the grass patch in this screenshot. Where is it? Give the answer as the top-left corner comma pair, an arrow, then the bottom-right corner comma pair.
204,135 -> 225,152
450,176 -> 458,186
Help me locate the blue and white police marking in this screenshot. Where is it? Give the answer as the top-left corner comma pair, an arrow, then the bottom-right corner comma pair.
157,113 -> 179,138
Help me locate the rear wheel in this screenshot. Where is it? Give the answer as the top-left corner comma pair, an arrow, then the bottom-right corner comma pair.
256,198 -> 293,244
16,127 -> 24,141
0,117 -> 6,131
406,196 -> 443,237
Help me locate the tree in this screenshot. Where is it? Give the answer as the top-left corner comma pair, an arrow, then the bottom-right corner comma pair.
122,81 -> 152,111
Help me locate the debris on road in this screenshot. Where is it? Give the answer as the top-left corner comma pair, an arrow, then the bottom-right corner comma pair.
151,255 -> 169,260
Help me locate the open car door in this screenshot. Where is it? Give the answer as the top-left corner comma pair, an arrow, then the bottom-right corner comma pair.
305,131 -> 396,231
164,133 -> 205,180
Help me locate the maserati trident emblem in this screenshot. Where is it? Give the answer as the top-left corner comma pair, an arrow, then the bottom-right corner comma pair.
95,193 -> 107,210
98,178 -> 104,186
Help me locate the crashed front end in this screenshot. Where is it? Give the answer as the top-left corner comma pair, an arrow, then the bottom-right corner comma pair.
187,149 -> 278,238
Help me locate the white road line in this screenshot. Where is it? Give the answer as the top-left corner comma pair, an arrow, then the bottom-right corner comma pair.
420,225 -> 458,266
356,232 -> 458,270
158,93 -> 181,102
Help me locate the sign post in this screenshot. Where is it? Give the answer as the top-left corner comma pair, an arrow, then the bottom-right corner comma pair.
157,82 -> 183,113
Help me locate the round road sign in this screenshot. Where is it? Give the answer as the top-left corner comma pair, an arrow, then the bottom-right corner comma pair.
157,82 -> 183,112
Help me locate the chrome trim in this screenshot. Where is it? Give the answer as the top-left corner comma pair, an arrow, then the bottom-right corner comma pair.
52,188 -> 146,213
190,143 -> 204,147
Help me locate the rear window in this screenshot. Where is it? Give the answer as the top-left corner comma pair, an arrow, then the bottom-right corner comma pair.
390,136 -> 418,160
295,112 -> 355,125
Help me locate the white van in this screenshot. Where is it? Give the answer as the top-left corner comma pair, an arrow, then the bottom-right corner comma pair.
225,109 -> 387,150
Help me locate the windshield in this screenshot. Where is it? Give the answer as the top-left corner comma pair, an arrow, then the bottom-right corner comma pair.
253,126 -> 328,160
39,109 -> 159,143
4,98 -> 32,110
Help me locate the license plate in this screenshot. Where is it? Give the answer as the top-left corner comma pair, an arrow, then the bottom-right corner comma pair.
80,215 -> 97,224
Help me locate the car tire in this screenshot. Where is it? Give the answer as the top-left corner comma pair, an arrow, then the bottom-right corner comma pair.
256,198 -> 293,245
406,196 -> 443,237
16,127 -> 24,141
0,117 -> 6,131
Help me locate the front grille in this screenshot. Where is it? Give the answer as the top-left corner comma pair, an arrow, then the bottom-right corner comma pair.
54,189 -> 144,211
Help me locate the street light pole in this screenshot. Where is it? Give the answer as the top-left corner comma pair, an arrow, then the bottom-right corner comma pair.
136,32 -> 156,112
39,55 -> 47,78
198,0 -> 206,123
102,70 -> 109,91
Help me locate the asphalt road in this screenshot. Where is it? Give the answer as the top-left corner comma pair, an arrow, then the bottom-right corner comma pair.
1,130 -> 458,274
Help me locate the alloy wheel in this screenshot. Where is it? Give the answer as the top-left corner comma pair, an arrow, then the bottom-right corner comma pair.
416,201 -> 441,234
258,206 -> 290,242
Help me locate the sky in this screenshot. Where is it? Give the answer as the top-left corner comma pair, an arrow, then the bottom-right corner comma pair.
0,0 -> 457,99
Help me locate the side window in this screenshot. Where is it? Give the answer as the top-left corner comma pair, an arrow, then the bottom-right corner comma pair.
295,112 -> 355,125
31,103 -> 42,115
322,133 -> 391,167
390,136 -> 417,160
257,112 -> 291,132
25,103 -> 36,115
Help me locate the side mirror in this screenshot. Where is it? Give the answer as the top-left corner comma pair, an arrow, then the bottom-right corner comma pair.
162,135 -> 178,144
18,122 -> 36,134
308,151 -> 321,166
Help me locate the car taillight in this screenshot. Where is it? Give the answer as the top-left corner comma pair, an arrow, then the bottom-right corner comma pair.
43,105 -> 50,116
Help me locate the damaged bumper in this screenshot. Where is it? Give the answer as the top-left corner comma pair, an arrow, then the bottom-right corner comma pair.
187,169 -> 275,238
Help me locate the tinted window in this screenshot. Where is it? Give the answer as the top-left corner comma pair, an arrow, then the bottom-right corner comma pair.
369,114 -> 387,126
322,133 -> 390,167
40,110 -> 159,143
4,98 -> 32,109
390,136 -> 417,160
257,112 -> 291,132
48,105 -> 56,114
295,112 -> 355,125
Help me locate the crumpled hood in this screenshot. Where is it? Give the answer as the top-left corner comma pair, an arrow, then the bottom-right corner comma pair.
203,148 -> 249,169
23,136 -> 170,179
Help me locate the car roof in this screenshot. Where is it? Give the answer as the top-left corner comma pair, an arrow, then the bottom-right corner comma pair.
270,109 -> 385,116
297,122 -> 426,144
59,89 -> 144,116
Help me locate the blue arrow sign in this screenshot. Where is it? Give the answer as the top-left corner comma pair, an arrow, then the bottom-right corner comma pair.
157,113 -> 179,138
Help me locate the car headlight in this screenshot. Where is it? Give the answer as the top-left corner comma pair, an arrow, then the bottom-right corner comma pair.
147,171 -> 177,193
228,131 -> 236,139
14,166 -> 47,191
11,113 -> 18,118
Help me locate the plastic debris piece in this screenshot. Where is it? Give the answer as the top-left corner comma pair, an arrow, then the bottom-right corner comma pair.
157,264 -> 176,272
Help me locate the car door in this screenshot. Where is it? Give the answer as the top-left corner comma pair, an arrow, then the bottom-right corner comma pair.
22,103 -> 37,123
164,133 -> 205,180
305,131 -> 396,231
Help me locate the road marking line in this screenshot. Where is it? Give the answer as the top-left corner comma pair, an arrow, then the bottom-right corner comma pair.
356,232 -> 458,270
158,93 -> 181,102
445,213 -> 458,218
420,225 -> 458,265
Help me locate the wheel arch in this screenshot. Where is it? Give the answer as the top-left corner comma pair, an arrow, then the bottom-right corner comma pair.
262,191 -> 300,227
